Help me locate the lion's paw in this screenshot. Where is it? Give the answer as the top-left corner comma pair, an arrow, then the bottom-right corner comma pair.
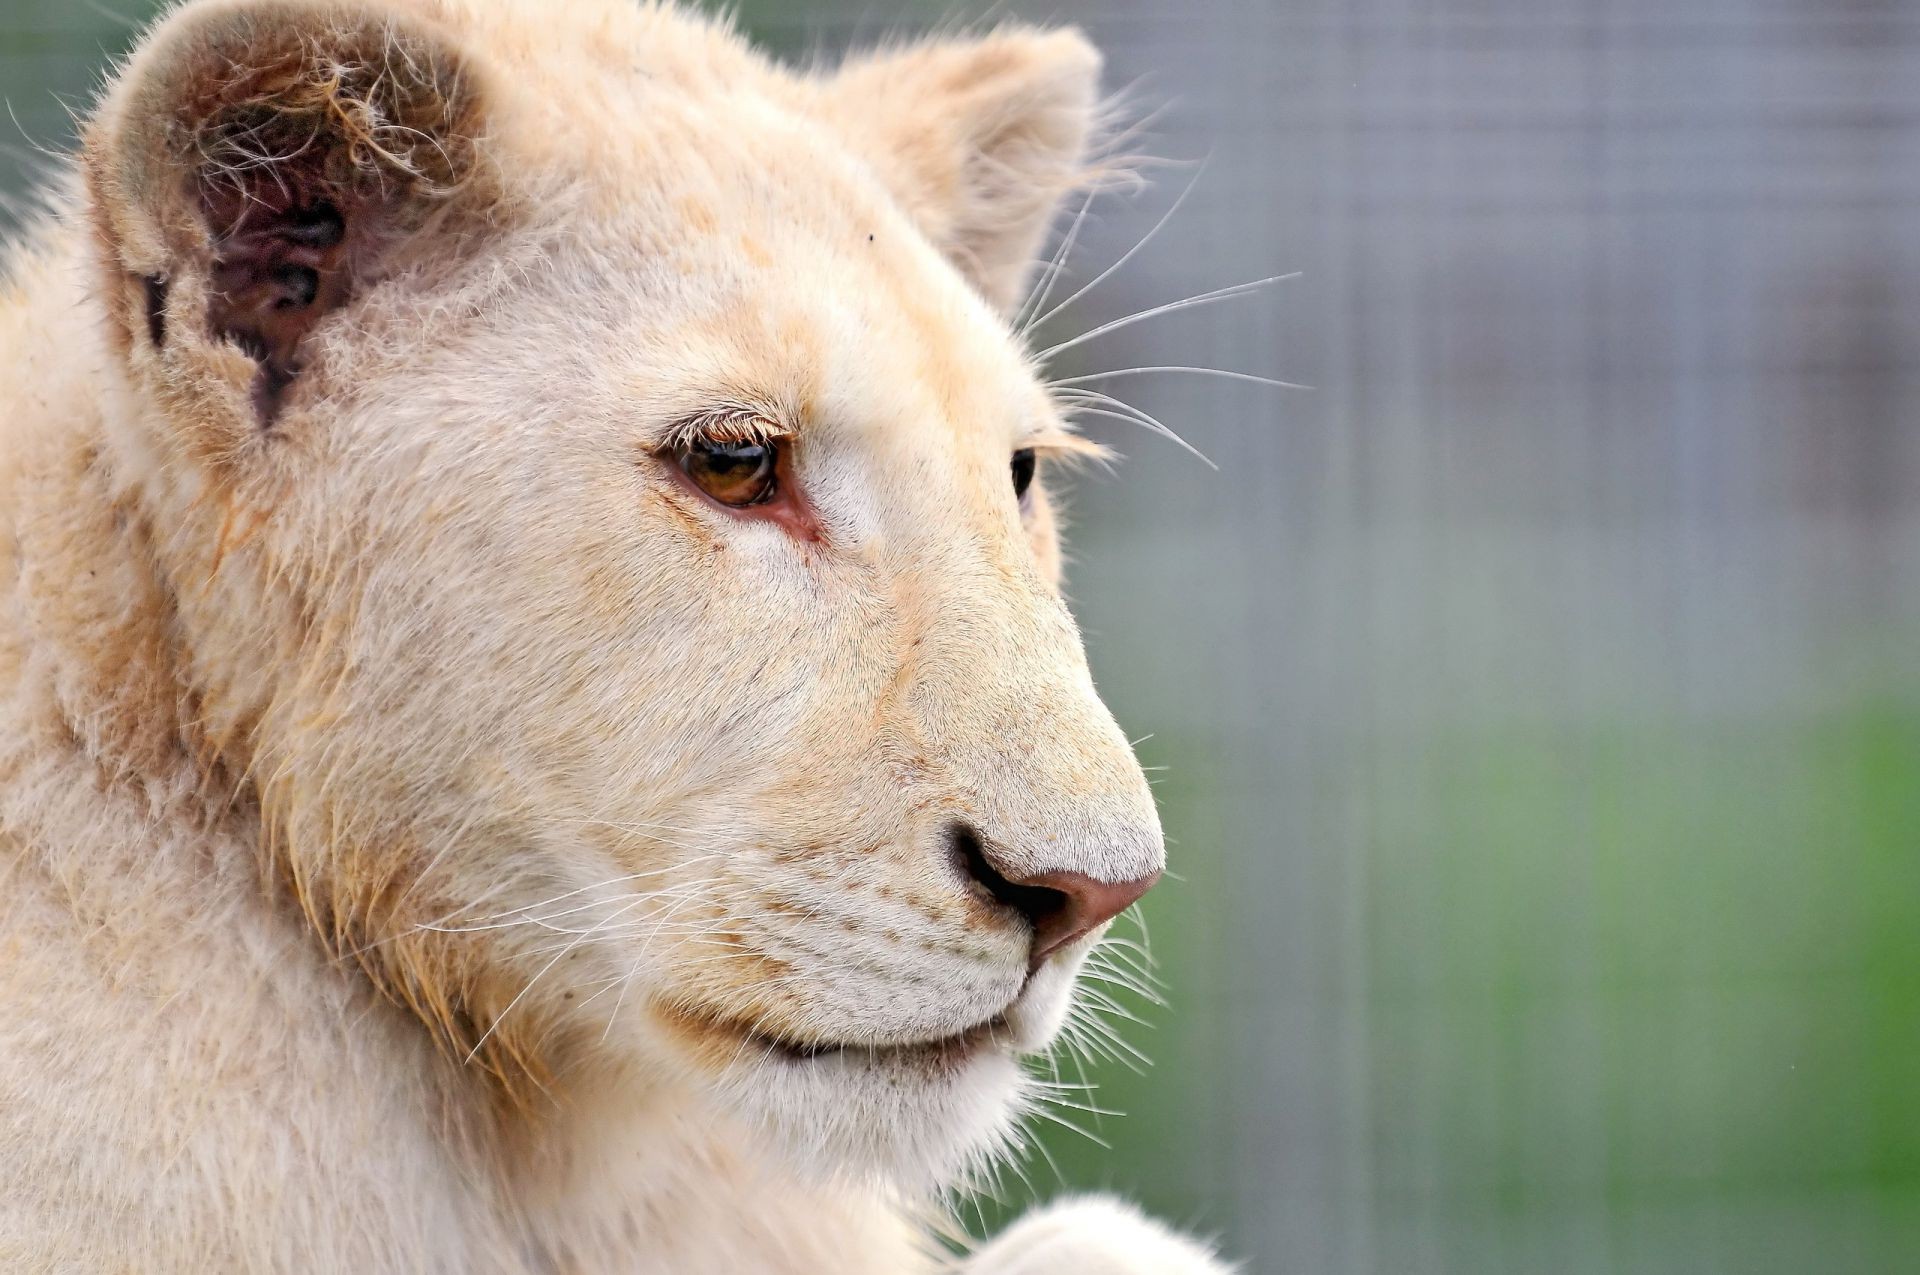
963,1196 -> 1237,1274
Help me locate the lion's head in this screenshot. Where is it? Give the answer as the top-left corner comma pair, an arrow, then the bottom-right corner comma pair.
82,0 -> 1161,1188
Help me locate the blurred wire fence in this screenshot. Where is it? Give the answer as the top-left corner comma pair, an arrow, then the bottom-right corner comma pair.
6,1 -> 1917,1271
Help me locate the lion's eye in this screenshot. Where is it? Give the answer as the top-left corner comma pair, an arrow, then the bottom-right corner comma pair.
680,439 -> 778,507
1011,447 -> 1037,503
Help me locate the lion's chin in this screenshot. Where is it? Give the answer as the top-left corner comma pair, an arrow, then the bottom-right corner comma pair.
661,988 -> 1084,1189
637,944 -> 1095,1189
702,1028 -> 1029,1191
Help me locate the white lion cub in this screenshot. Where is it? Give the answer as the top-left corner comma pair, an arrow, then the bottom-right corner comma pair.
0,0 -> 1235,1270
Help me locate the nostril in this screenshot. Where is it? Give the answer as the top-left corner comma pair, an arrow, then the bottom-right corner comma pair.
951,823 -> 1072,933
949,823 -> 1162,968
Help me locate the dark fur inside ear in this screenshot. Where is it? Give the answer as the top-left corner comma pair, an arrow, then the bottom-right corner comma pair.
204,194 -> 350,422
141,273 -> 168,346
92,2 -> 489,429
185,23 -> 479,425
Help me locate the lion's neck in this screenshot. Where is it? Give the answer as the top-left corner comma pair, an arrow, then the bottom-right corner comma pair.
1,216 -> 209,838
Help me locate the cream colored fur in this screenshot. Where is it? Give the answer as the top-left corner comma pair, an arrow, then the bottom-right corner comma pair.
0,1 -> 1233,1270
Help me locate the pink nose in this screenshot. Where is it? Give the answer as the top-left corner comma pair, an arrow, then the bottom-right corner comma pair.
955,828 -> 1161,967
1011,868 -> 1161,965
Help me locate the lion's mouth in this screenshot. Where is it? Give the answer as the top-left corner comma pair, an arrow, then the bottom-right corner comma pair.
765,1014 -> 1010,1064
660,1001 -> 1013,1070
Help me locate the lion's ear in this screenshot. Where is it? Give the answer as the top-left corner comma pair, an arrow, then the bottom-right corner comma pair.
85,0 -> 495,432
823,28 -> 1103,314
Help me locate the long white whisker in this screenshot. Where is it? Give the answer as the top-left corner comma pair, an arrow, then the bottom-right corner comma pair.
1039,272 -> 1303,362
563,817 -> 765,849
1050,364 -> 1310,392
1029,1088 -> 1123,1119
423,885 -> 705,936
1055,405 -> 1216,469
464,895 -> 650,1063
1079,964 -> 1166,1006
449,854 -> 726,926
1013,179 -> 1100,331
1024,157 -> 1208,336
1022,1102 -> 1112,1150
1018,1099 -> 1069,1185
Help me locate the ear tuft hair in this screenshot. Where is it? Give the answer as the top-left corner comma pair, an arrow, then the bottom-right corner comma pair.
85,0 -> 493,431
822,27 -> 1106,314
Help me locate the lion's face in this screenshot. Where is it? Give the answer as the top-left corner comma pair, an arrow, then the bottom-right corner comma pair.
86,0 -> 1160,1187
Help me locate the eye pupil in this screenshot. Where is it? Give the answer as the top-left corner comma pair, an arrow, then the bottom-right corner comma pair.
681,439 -> 777,506
1011,448 -> 1037,502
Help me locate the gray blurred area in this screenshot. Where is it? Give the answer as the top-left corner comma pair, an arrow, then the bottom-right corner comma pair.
5,1 -> 1918,1272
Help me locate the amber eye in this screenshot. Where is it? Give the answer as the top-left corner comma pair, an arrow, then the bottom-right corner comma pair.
680,438 -> 778,507
1011,447 -> 1037,503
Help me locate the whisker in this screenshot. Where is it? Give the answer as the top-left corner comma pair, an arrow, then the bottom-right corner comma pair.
1038,271 -> 1303,362
1091,947 -> 1163,993
1023,157 -> 1208,337
1078,967 -> 1167,1008
1029,1088 -> 1123,1119
1025,1077 -> 1102,1093
1018,1104 -> 1069,1186
1021,1102 -> 1112,1150
1050,364 -> 1310,392
463,895 -> 650,1063
1013,179 -> 1100,331
597,957 -> 641,1043
996,1127 -> 1041,1201
563,816 -> 766,849
418,880 -> 710,935
1053,404 -> 1216,469
1075,985 -> 1155,1030
447,854 -> 726,924
1082,955 -> 1165,1000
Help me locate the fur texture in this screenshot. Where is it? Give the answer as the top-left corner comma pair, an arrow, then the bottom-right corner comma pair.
0,1 -> 1234,1270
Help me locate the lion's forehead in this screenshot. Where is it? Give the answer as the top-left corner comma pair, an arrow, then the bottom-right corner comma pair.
428,0 -> 833,200
266,0 -> 1059,462
433,217 -> 1048,470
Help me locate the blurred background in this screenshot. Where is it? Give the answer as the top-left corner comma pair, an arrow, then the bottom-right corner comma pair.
6,1 -> 1917,1271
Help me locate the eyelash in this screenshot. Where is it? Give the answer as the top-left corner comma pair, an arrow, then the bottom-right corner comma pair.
659,409 -> 788,454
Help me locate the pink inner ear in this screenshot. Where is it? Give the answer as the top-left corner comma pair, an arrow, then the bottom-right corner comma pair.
202,186 -> 354,425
